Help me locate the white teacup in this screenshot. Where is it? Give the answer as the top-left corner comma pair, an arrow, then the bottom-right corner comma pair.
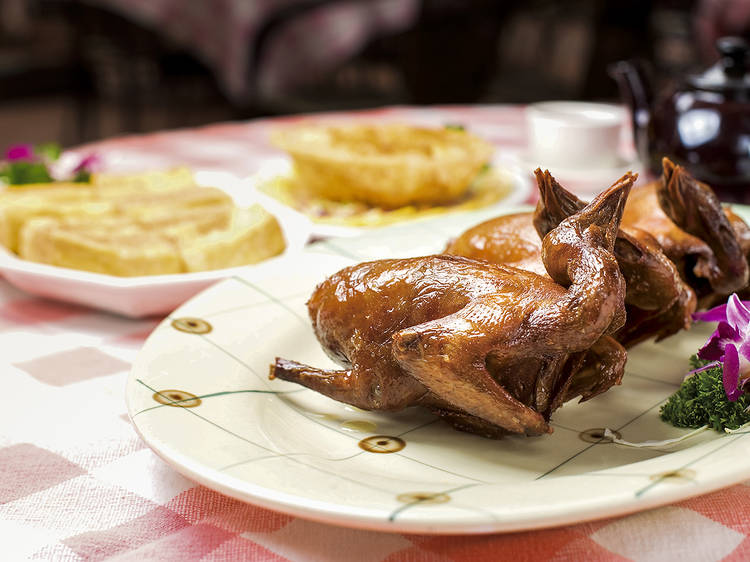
526,101 -> 626,169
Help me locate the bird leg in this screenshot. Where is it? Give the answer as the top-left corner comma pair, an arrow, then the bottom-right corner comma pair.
563,335 -> 627,403
270,357 -> 427,411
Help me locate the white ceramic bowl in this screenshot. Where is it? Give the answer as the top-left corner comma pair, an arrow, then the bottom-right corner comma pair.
526,101 -> 626,169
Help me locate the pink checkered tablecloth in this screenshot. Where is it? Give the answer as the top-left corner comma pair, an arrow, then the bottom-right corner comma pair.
3,106 -> 750,561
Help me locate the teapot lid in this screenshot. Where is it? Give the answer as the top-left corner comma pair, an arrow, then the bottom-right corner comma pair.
688,36 -> 750,92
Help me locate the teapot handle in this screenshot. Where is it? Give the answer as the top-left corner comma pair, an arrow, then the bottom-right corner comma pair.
716,36 -> 749,79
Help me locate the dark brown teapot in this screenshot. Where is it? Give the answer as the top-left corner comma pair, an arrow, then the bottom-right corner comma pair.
610,37 -> 750,203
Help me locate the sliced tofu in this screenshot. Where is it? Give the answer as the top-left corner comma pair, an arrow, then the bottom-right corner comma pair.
19,217 -> 183,276
91,167 -> 198,193
3,170 -> 287,276
0,194 -> 113,252
177,204 -> 286,272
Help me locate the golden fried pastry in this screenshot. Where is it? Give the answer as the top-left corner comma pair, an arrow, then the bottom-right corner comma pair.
270,124 -> 494,208
257,164 -> 513,228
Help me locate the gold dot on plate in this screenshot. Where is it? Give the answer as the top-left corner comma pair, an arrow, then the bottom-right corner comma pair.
579,428 -> 621,443
358,435 -> 405,453
650,468 -> 696,483
153,389 -> 202,408
397,492 -> 450,505
171,317 -> 212,334
341,420 -> 378,433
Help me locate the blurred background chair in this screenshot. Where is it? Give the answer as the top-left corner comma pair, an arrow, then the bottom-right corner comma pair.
0,0 -> 728,151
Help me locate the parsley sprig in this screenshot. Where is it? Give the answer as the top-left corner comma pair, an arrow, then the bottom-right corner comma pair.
660,355 -> 750,431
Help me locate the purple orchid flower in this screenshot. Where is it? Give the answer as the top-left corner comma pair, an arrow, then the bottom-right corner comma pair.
5,144 -> 34,161
72,153 -> 100,174
694,294 -> 750,401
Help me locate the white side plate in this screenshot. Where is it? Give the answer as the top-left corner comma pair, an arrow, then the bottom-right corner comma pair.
0,171 -> 312,317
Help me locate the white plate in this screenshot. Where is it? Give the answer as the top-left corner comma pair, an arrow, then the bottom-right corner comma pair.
127,208 -> 750,534
0,171 -> 312,317
248,156 -> 534,238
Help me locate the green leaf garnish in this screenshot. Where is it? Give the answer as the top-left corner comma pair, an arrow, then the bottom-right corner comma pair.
35,142 -> 62,162
0,161 -> 54,185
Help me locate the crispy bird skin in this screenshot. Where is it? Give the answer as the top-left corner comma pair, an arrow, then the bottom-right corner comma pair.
271,176 -> 632,437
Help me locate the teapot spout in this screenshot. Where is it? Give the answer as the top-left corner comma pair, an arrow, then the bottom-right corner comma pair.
608,59 -> 654,164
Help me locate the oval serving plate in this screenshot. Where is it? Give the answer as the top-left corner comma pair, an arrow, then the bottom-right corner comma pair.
126,206 -> 750,534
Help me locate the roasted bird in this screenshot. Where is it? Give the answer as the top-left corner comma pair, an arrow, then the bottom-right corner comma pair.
271,177 -> 632,438
446,169 -> 694,347
622,158 -> 750,309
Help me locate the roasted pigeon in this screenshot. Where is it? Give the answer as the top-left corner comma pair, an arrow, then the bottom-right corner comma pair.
446,169 -> 694,347
271,176 -> 632,438
622,158 -> 750,309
